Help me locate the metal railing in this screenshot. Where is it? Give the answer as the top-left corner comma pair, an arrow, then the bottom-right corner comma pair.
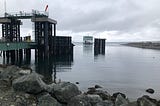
4,10 -> 49,18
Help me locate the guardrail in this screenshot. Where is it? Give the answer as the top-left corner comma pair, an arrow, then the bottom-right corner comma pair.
5,10 -> 48,18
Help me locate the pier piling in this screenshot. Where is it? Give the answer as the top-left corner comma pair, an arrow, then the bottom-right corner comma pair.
94,38 -> 106,55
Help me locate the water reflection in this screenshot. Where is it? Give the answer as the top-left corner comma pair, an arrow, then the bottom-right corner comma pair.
94,42 -> 106,61
35,54 -> 73,84
83,44 -> 93,54
1,50 -> 31,67
94,47 -> 105,56
0,49 -> 74,84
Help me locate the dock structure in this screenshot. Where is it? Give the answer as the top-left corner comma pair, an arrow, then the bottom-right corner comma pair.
83,36 -> 93,44
0,10 -> 74,65
94,38 -> 106,55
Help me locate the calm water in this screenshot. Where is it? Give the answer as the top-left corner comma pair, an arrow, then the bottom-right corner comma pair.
56,43 -> 160,100
1,42 -> 160,100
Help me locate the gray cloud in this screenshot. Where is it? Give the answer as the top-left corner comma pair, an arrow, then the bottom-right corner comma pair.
1,0 -> 160,41
48,0 -> 160,33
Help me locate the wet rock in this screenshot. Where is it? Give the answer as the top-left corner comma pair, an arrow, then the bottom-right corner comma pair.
50,82 -> 81,103
87,95 -> 102,105
19,69 -> 32,75
0,89 -> 36,106
12,72 -> 47,94
137,95 -> 157,106
95,85 -> 102,89
0,65 -> 24,88
0,64 -> 7,68
115,94 -> 129,106
0,79 -> 12,88
120,101 -> 138,106
0,65 -> 32,80
87,94 -> 103,105
38,94 -> 62,106
68,94 -> 102,106
146,88 -> 154,94
112,92 -> 126,102
141,95 -> 157,104
68,97 -> 91,106
32,103 -> 37,106
87,90 -> 111,100
157,100 -> 160,106
15,97 -> 26,106
0,65 -> 21,82
76,82 -> 79,84
125,101 -> 138,106
45,83 -> 56,93
95,100 -> 114,106
87,87 -> 96,94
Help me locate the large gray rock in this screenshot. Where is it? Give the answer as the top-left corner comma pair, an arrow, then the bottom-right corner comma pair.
95,85 -> 103,89
146,88 -> 154,94
88,94 -> 103,105
50,82 -> 81,103
95,100 -> 114,106
38,94 -> 62,106
157,100 -> 160,106
68,94 -> 102,106
115,94 -> 129,106
0,89 -> 37,106
141,95 -> 157,104
12,72 -> 47,94
0,65 -> 31,79
46,83 -> 57,93
0,65 -> 20,79
137,95 -> 157,106
0,65 -> 32,87
87,89 -> 111,100
122,101 -> 138,106
112,92 -> 126,102
14,93 -> 36,106
19,69 -> 32,75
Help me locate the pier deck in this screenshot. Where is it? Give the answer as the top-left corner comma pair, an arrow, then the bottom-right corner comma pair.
0,42 -> 36,51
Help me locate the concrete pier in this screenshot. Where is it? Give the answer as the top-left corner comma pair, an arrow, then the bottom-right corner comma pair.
0,10 -> 74,65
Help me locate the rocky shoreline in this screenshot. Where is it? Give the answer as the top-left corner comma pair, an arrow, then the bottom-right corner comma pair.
123,42 -> 160,50
0,65 -> 160,106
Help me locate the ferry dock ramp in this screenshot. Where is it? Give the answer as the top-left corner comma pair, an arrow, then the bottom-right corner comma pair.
0,10 -> 74,64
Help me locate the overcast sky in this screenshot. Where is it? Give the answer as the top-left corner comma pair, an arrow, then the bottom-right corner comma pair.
0,0 -> 160,42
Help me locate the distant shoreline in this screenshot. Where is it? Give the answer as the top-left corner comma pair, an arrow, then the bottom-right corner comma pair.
122,42 -> 160,50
